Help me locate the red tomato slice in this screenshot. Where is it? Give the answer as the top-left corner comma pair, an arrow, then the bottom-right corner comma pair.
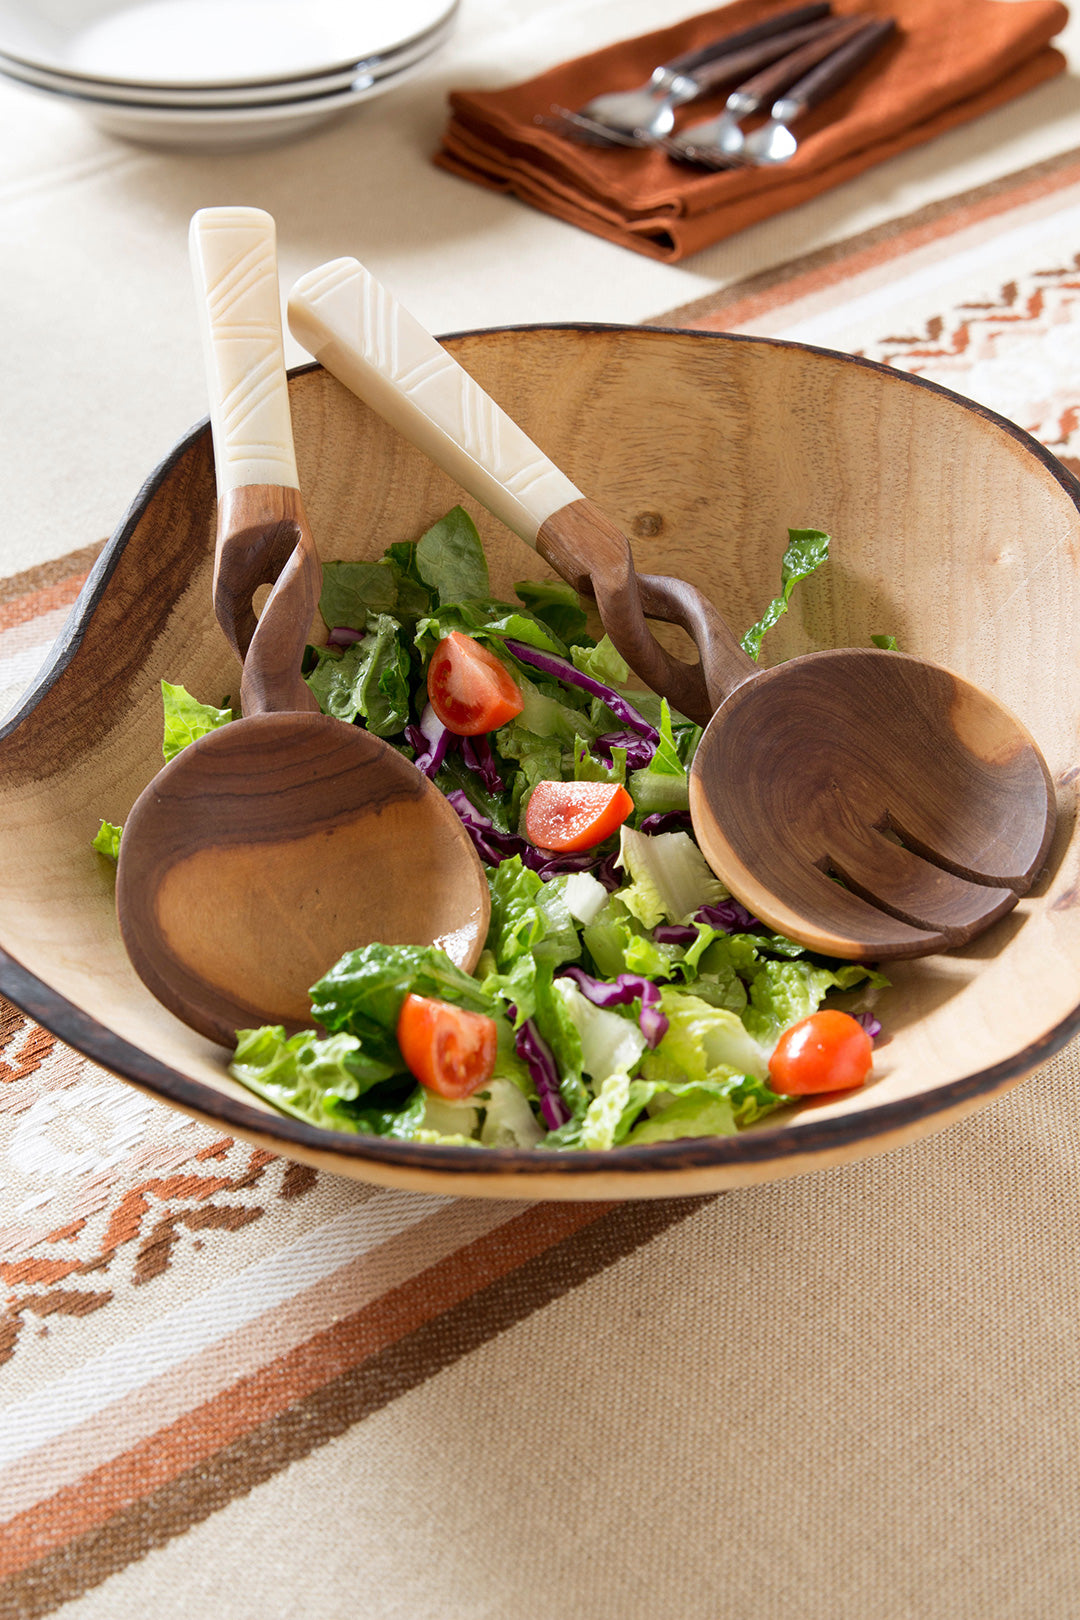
396,993 -> 498,1100
427,632 -> 523,736
525,780 -> 634,852
767,1009 -> 873,1096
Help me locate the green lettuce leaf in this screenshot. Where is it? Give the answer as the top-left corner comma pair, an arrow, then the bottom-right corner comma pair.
573,734 -> 626,786
614,825 -> 727,928
415,506 -> 490,604
514,579 -> 589,645
871,633 -> 899,650
741,958 -> 887,1046
582,905 -> 680,982
741,527 -> 830,661
625,1088 -> 738,1145
628,699 -> 689,814
554,979 -> 647,1084
477,1077 -> 544,1147
570,634 -> 630,686
161,681 -> 232,762
516,675 -> 597,744
305,614 -> 411,736
92,819 -> 122,860
481,859 -> 581,1022
229,1025 -> 399,1131
414,602 -> 566,664
642,987 -> 770,1086
532,963 -> 589,1118
319,560 -> 402,631
309,943 -> 501,1071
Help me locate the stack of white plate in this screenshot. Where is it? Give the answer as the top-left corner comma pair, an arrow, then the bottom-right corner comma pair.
0,0 -> 459,149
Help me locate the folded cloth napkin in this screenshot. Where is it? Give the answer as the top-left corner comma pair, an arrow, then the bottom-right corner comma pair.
434,0 -> 1068,261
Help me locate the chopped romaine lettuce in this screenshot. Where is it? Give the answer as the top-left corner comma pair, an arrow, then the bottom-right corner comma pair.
740,527 -> 830,661
615,826 -> 727,928
553,978 -> 647,1084
742,958 -> 887,1047
161,681 -> 232,762
92,819 -> 122,860
128,506 -> 888,1151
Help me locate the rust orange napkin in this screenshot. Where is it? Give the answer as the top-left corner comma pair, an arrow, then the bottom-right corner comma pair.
434,0 -> 1068,260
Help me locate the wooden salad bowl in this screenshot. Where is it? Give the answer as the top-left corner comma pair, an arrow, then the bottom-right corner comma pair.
2,324 -> 1079,1199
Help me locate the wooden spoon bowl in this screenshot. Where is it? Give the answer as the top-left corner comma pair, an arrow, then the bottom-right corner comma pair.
688,647 -> 1055,958
116,711 -> 489,1048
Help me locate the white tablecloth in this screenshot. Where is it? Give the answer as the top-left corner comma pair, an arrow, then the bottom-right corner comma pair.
3,0 -> 1080,576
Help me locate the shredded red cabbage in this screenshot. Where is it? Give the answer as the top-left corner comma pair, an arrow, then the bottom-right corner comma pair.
328,626 -> 364,647
652,900 -> 760,947
404,703 -> 453,778
595,731 -> 656,770
508,1012 -> 570,1128
557,966 -> 669,1048
639,811 -> 694,835
445,790 -> 607,881
504,639 -> 659,741
652,923 -> 699,947
695,900 -> 760,933
461,733 -> 504,795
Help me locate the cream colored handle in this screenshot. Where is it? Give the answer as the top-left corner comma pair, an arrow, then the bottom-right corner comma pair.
189,206 -> 299,495
287,257 -> 581,545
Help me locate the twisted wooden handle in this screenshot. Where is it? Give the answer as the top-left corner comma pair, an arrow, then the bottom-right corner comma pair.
536,500 -> 755,726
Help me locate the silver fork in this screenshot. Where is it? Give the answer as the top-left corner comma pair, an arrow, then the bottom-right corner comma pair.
549,1 -> 833,145
676,15 -> 896,170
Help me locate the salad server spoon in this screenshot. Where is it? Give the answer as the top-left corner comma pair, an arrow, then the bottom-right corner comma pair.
287,257 -> 1056,962
115,208 -> 490,1050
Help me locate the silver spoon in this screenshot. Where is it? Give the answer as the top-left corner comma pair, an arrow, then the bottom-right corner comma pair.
731,16 -> 896,168
663,13 -> 868,164
565,2 -> 832,142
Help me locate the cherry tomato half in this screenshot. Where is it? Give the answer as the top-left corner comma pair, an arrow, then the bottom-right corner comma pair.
525,779 -> 634,852
396,993 -> 498,1100
427,632 -> 523,736
767,1009 -> 873,1096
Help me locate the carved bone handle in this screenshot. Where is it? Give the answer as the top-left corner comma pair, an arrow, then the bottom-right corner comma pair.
287,257 -> 743,725
189,207 -> 318,715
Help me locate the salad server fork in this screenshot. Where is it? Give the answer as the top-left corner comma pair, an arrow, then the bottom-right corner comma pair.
661,12 -> 869,165
288,256 -> 1056,963
555,1 -> 833,143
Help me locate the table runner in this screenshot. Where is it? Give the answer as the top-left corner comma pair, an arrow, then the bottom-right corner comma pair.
4,148 -> 1080,1617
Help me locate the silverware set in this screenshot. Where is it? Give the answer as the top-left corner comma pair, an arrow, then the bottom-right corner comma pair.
548,5 -> 896,170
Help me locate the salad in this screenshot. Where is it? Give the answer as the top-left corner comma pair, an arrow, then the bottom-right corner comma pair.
98,507 -> 888,1151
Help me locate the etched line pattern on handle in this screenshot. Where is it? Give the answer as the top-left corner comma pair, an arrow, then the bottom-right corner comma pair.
199,220 -> 296,482
301,259 -> 572,501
